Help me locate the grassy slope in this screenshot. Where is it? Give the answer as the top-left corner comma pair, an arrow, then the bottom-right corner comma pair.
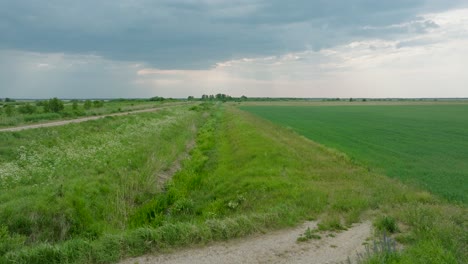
1,105 -> 466,263
240,104 -> 468,203
0,106 -> 203,256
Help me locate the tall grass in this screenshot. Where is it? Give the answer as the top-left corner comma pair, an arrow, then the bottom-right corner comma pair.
0,106 -> 204,254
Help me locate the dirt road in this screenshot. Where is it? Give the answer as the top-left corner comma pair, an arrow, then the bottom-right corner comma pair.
0,106 -> 176,132
121,221 -> 372,264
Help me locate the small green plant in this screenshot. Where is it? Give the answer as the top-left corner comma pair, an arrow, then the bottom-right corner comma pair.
374,216 -> 399,234
170,198 -> 195,215
226,194 -> 246,210
355,232 -> 400,264
297,227 -> 321,242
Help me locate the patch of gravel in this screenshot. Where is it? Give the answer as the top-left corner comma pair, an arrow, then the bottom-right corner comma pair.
121,221 -> 372,264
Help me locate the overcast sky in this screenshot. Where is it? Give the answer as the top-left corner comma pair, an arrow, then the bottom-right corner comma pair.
1,0 -> 467,98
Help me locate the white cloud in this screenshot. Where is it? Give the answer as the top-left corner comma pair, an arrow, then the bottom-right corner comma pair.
133,7 -> 468,98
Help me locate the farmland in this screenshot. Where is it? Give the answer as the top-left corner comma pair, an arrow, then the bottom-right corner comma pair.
241,103 -> 468,204
0,102 -> 466,263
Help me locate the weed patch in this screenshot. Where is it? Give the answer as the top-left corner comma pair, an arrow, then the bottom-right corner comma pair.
297,227 -> 321,242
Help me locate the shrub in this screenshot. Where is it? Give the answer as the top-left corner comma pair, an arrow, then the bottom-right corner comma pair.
93,100 -> 104,108
48,98 -> 65,113
149,96 -> 164,102
83,100 -> 92,110
71,100 -> 79,110
375,216 -> 399,234
18,103 -> 37,114
4,105 -> 14,116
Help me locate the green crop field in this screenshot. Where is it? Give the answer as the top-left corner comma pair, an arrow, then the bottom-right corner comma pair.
240,103 -> 468,204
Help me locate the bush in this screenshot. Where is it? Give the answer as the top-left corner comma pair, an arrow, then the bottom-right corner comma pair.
18,103 -> 37,114
93,100 -> 104,108
375,215 -> 399,233
84,100 -> 92,110
71,100 -> 79,110
149,96 -> 164,102
48,98 -> 65,113
43,98 -> 64,113
4,105 -> 14,116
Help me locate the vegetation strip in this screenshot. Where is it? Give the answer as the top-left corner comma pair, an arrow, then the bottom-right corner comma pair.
0,103 -> 191,132
1,104 -> 466,263
0,97 -> 186,129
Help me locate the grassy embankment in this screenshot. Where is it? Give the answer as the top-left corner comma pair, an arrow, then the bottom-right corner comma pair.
0,105 -> 205,262
241,103 -> 468,204
0,100 -> 184,128
1,104 -> 466,263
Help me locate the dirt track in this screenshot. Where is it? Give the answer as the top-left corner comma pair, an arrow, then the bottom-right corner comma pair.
0,107 -> 173,132
121,221 -> 372,264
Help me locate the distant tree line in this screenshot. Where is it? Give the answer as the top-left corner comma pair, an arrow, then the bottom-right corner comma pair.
197,94 -> 248,102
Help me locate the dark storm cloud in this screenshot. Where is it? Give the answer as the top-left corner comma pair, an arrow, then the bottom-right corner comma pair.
0,0 -> 465,69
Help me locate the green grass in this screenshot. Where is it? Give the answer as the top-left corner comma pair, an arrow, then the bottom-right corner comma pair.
1,104 -> 466,263
0,105 -> 204,252
240,104 -> 468,203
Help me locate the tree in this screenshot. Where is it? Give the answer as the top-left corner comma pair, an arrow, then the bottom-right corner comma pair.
47,98 -> 64,113
93,100 -> 104,108
149,96 -> 164,102
84,100 -> 92,110
187,96 -> 194,101
241,95 -> 248,101
5,98 -> 15,102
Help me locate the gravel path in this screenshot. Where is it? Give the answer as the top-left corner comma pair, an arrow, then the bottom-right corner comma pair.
0,106 -> 176,132
121,221 -> 372,264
